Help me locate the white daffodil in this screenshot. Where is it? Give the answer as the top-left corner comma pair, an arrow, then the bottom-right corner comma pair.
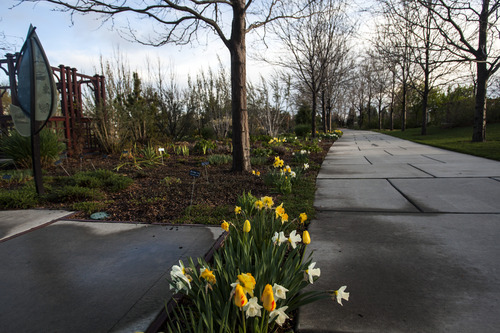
170,261 -> 191,293
305,262 -> 321,284
272,283 -> 289,300
269,306 -> 289,326
288,230 -> 302,249
334,286 -> 350,306
290,171 -> 296,178
272,231 -> 287,245
303,163 -> 309,170
244,297 -> 263,318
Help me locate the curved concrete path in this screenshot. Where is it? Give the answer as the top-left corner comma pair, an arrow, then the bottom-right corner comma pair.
0,211 -> 223,333
299,130 -> 500,332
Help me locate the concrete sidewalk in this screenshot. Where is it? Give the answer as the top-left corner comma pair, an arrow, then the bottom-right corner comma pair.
298,130 -> 500,332
0,210 -> 223,333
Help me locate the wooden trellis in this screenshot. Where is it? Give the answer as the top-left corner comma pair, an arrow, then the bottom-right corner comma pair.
0,52 -> 106,155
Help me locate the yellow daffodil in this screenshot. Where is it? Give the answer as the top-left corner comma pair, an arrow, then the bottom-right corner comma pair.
252,170 -> 256,175
234,284 -> 248,308
237,273 -> 256,297
281,213 -> 289,223
235,206 -> 242,215
261,196 -> 274,209
221,220 -> 229,232
261,284 -> 276,312
254,200 -> 264,210
275,203 -> 285,218
269,306 -> 289,326
303,230 -> 311,245
243,219 -> 251,233
256,171 -> 261,176
273,156 -> 284,168
200,267 -> 216,285
299,212 -> 307,224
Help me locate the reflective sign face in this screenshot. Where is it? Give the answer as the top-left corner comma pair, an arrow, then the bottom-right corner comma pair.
34,42 -> 54,122
13,25 -> 57,136
17,42 -> 32,118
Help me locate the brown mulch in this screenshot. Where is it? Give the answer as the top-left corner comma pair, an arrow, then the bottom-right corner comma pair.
4,140 -> 333,224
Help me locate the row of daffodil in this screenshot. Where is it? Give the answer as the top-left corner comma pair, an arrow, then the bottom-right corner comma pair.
167,193 -> 348,332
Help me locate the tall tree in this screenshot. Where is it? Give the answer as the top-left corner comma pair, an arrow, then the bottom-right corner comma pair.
19,0 -> 312,171
270,0 -> 353,137
417,0 -> 500,141
380,0 -> 455,135
375,0 -> 414,131
247,72 -> 292,137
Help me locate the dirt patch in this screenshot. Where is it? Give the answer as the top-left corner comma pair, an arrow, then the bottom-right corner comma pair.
2,140 -> 333,224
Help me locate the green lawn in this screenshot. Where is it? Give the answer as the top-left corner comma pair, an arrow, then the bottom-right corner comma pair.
377,123 -> 500,161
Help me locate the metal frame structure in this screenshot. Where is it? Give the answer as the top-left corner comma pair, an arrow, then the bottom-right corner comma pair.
0,53 -> 106,155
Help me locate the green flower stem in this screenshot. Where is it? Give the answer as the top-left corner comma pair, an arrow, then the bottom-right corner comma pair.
241,308 -> 247,333
261,311 -> 269,333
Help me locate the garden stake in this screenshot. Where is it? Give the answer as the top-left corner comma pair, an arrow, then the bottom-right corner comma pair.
188,169 -> 201,216
55,159 -> 71,176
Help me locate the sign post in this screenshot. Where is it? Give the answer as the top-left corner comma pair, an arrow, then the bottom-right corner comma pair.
10,25 -> 58,194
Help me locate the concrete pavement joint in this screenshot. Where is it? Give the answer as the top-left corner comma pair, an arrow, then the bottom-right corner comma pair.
386,178 -> 425,213
422,154 -> 447,163
408,163 -> 437,177
0,210 -> 75,243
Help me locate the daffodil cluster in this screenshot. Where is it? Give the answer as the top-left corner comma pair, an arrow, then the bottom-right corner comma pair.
166,192 -> 349,332
293,149 -> 311,164
268,137 -> 287,145
266,156 -> 300,194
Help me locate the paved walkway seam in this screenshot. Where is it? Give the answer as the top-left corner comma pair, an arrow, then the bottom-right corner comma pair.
408,163 -> 437,177
387,179 -> 425,212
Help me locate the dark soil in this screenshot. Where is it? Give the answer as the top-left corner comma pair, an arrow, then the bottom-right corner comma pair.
17,140 -> 333,224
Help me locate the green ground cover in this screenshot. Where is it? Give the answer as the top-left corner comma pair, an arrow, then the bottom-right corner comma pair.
378,123 -> 500,161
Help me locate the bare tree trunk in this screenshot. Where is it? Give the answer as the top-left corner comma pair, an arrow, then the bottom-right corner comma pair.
311,89 -> 317,137
421,42 -> 430,135
401,76 -> 407,131
473,61 -> 488,142
378,99 -> 383,130
230,1 -> 251,172
321,89 -> 327,133
390,70 -> 395,131
472,0 -> 490,142
421,76 -> 429,135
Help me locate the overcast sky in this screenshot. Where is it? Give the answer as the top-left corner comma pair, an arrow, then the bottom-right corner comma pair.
1,0 -> 278,86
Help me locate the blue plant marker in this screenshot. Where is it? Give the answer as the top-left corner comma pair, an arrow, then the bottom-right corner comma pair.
201,161 -> 210,166
90,212 -> 109,220
2,174 -> 12,180
189,170 -> 201,178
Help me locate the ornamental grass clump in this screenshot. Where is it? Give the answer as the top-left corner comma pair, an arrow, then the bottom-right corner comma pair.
166,193 -> 348,332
